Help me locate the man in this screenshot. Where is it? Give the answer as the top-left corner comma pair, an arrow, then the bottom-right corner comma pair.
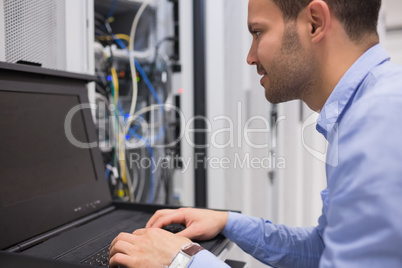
109,0 -> 402,267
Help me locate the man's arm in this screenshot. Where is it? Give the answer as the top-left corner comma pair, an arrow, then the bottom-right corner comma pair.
222,212 -> 325,268
148,208 -> 326,268
109,206 -> 326,267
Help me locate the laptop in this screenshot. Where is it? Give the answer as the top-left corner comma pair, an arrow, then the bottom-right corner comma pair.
0,62 -> 229,267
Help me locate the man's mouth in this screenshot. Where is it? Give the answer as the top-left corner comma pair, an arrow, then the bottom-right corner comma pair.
258,69 -> 267,85
257,65 -> 268,85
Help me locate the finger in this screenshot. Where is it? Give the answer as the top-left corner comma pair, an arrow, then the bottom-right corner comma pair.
132,228 -> 147,235
152,211 -> 185,228
109,239 -> 137,259
109,232 -> 136,251
109,252 -> 138,268
146,209 -> 175,228
176,225 -> 200,240
176,224 -> 213,241
150,211 -> 187,229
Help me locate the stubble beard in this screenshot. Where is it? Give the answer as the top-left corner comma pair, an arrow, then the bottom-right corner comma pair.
263,23 -> 316,104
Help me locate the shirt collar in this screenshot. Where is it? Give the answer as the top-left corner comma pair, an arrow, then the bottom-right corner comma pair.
316,44 -> 390,140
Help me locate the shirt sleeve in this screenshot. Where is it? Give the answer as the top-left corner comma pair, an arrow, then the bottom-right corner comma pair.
221,212 -> 325,268
320,95 -> 402,267
188,250 -> 230,268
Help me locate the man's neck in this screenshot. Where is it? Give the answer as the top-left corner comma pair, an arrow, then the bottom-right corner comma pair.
306,33 -> 379,112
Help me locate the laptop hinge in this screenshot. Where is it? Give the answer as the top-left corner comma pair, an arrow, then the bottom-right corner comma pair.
6,206 -> 116,253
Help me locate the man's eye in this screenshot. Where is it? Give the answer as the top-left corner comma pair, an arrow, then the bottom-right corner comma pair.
254,31 -> 261,38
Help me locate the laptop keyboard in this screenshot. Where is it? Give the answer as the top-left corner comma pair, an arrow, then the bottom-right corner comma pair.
80,245 -> 110,267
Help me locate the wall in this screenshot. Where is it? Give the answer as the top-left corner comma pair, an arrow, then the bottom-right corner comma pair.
382,0 -> 402,64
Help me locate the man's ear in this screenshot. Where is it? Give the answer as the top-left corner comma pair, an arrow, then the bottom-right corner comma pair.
306,0 -> 331,42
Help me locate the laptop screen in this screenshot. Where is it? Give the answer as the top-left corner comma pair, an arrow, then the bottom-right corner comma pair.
0,63 -> 112,250
0,91 -> 96,207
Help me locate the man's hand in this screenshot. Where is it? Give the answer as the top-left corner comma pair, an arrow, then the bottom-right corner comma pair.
146,208 -> 229,241
109,228 -> 191,268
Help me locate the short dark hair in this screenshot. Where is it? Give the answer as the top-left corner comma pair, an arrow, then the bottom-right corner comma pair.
272,0 -> 382,42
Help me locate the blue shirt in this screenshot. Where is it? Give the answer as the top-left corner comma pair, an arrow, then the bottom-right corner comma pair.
189,44 -> 402,267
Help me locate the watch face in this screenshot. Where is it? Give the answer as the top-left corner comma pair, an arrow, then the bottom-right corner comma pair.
169,252 -> 192,268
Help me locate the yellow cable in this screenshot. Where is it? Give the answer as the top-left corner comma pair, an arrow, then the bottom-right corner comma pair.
111,67 -> 131,199
115,34 -> 130,44
111,67 -> 119,99
96,34 -> 130,45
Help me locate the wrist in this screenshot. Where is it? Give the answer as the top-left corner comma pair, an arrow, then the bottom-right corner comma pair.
221,211 -> 235,237
219,211 -> 229,232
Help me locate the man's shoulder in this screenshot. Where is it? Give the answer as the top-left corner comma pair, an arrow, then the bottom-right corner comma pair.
362,60 -> 402,97
339,62 -> 402,132
349,61 -> 402,110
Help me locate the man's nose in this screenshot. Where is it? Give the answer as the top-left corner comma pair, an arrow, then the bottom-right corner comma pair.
247,43 -> 258,65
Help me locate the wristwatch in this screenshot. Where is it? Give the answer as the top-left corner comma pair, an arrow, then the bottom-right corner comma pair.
168,243 -> 205,268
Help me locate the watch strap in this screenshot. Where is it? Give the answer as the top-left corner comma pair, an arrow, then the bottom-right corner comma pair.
168,243 -> 204,268
182,243 -> 205,256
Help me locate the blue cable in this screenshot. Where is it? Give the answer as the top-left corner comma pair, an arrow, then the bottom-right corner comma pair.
105,167 -> 111,181
134,59 -> 165,115
112,34 -> 165,108
111,33 -> 128,51
111,34 -> 164,109
106,0 -> 118,19
111,33 -> 164,109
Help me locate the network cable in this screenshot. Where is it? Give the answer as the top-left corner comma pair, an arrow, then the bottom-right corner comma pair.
106,0 -> 118,20
110,33 -> 166,141
100,0 -> 171,204
127,0 -> 153,120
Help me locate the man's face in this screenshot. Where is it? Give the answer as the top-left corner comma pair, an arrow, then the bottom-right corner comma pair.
247,0 -> 315,103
